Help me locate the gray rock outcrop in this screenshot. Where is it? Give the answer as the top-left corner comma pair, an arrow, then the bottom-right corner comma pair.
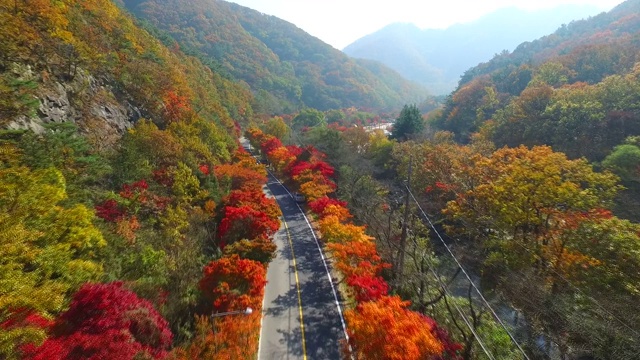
6,66 -> 139,144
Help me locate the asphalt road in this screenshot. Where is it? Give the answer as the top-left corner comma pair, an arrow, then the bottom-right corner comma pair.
258,171 -> 347,360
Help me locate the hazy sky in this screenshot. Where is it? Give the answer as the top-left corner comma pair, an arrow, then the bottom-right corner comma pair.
229,0 -> 622,49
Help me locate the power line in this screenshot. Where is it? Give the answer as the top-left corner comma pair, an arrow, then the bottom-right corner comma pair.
269,133 -> 495,358
508,235 -> 640,340
406,185 -> 532,360
423,256 -> 497,360
441,187 -> 640,341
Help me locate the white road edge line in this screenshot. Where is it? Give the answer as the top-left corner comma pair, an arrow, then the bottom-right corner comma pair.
256,182 -> 272,360
257,276 -> 266,360
267,169 -> 350,347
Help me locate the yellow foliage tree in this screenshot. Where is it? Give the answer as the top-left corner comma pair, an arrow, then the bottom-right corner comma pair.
319,215 -> 372,244
0,145 -> 104,358
294,169 -> 335,202
444,145 -> 621,281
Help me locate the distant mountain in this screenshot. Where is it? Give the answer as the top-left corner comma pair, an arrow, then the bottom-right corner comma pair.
458,1 -> 640,86
122,0 -> 429,113
343,5 -> 603,94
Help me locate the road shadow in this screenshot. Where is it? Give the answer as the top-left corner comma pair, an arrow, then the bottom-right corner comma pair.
263,265 -> 298,316
265,173 -> 346,359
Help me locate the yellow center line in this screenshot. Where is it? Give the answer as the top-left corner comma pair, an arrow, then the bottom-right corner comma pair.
283,219 -> 308,360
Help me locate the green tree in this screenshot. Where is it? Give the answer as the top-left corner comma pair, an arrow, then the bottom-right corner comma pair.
391,104 -> 424,141
325,109 -> 346,124
530,61 -> 573,87
0,68 -> 39,124
113,120 -> 183,184
263,116 -> 289,140
303,126 -> 346,162
1,122 -> 111,205
292,108 -> 325,130
602,144 -> 640,182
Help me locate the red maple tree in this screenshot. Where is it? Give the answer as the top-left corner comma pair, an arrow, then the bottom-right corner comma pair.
347,275 -> 389,303
27,282 -> 172,360
94,199 -> 125,222
308,196 -> 347,217
218,205 -> 280,248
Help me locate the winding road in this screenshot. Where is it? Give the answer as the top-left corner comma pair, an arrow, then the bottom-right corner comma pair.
258,171 -> 347,360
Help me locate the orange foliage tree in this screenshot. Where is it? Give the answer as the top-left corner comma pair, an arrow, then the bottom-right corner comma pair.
173,313 -> 260,360
214,163 -> 266,191
444,145 -> 620,283
247,127 -> 455,360
319,215 -> 372,244
327,241 -> 387,279
267,146 -> 297,172
295,169 -> 337,201
308,197 -> 348,218
163,90 -> 192,123
344,296 -> 444,360
199,255 -> 266,313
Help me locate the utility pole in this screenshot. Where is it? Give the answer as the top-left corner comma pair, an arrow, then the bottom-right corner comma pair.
397,156 -> 412,281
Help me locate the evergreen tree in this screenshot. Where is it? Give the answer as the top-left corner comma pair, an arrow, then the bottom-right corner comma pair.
391,104 -> 424,141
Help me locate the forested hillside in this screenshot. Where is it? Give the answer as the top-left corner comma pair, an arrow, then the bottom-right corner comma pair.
0,0 -> 279,358
293,89 -> 640,359
122,0 -> 430,113
278,2 -> 640,358
435,0 -> 640,157
429,0 -> 640,222
0,1 -> 455,359
4,0 -> 640,359
434,2 -> 640,356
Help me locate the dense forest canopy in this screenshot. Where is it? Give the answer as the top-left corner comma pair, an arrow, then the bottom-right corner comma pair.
432,0 -> 640,162
3,0 -> 640,359
0,0 -> 274,357
122,0 -> 430,113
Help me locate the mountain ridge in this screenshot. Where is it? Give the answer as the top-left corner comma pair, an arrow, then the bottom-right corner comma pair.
433,0 -> 640,163
123,0 -> 430,113
343,4 -> 604,94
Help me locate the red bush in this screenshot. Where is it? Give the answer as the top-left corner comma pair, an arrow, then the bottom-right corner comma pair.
152,168 -> 174,187
347,275 -> 389,303
218,206 -> 280,248
308,196 -> 348,216
311,161 -> 335,178
95,199 -> 125,222
119,180 -> 149,200
28,282 -> 172,360
285,145 -> 304,158
198,164 -> 210,176
422,316 -> 464,359
288,161 -> 312,178
224,189 -> 281,220
0,309 -> 52,331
